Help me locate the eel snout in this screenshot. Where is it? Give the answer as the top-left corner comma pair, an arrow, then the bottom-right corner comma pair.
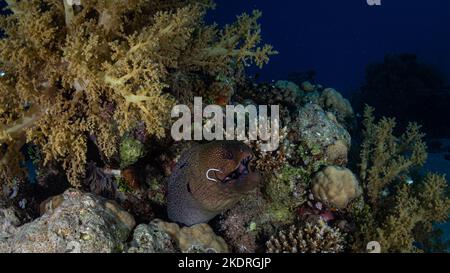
221,153 -> 253,183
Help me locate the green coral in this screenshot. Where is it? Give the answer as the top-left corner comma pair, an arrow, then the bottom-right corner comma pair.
265,166 -> 308,208
351,106 -> 450,253
119,137 -> 144,169
115,176 -> 132,194
148,178 -> 166,206
263,141 -> 327,224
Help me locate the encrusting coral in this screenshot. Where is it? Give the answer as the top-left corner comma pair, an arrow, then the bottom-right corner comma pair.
0,0 -> 276,187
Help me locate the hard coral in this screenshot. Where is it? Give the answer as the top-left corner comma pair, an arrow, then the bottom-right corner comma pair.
311,166 -> 361,210
0,0 -> 276,186
153,219 -> 230,253
319,88 -> 354,127
266,220 -> 346,253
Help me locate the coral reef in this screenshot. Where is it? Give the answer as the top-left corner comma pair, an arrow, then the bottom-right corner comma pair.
265,220 -> 346,253
119,137 -> 145,169
219,196 -> 262,253
126,222 -> 177,253
351,106 -> 450,252
320,88 -> 355,128
311,166 -> 361,210
0,0 -> 276,187
0,189 -> 135,253
358,105 -> 427,208
152,219 -> 229,253
0,0 -> 447,255
0,205 -> 22,239
295,104 -> 351,152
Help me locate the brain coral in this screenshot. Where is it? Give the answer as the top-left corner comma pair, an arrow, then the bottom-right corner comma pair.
320,88 -> 354,123
311,166 -> 361,209
153,219 -> 229,253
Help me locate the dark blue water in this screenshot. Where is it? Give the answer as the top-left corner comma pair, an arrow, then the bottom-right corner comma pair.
209,0 -> 450,96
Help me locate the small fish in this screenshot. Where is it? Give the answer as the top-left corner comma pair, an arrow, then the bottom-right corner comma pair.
167,141 -> 260,226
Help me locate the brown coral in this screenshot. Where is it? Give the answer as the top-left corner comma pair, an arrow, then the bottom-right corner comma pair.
0,0 -> 276,186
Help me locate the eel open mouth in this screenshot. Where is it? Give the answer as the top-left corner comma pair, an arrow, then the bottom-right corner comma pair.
221,155 -> 252,183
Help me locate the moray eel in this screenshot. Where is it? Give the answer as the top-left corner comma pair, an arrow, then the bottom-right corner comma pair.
167,141 -> 260,226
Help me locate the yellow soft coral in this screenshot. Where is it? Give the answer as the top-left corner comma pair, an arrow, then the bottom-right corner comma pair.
358,105 -> 427,208
352,106 -> 449,253
0,0 -> 276,186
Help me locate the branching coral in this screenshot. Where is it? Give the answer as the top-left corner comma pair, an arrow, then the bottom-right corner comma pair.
351,106 -> 449,253
266,220 -> 346,253
0,0 -> 276,186
358,105 -> 427,208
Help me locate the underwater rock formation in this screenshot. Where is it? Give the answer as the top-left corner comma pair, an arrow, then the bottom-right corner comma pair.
127,222 -> 178,253
311,166 -> 361,210
167,141 -> 260,226
295,103 -> 351,166
151,219 -> 229,253
265,220 -> 346,253
0,189 -> 135,253
0,205 -> 21,240
301,81 -> 316,92
319,88 -> 355,128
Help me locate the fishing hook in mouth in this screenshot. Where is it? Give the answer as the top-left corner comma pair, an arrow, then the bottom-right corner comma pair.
206,168 -> 224,183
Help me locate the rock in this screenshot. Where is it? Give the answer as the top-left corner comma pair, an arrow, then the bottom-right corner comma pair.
0,189 -> 135,253
319,88 -> 354,126
0,206 -> 21,239
311,166 -> 361,209
301,91 -> 321,105
325,140 -> 349,166
39,194 -> 64,215
152,219 -> 229,253
275,80 -> 304,97
301,81 -> 316,92
127,223 -> 177,253
296,104 -> 351,161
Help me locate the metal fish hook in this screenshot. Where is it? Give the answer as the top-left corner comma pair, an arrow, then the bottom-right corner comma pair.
206,168 -> 224,183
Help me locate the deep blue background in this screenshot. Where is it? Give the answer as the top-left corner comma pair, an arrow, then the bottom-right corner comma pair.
208,0 -> 450,96
1,0 -> 450,95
